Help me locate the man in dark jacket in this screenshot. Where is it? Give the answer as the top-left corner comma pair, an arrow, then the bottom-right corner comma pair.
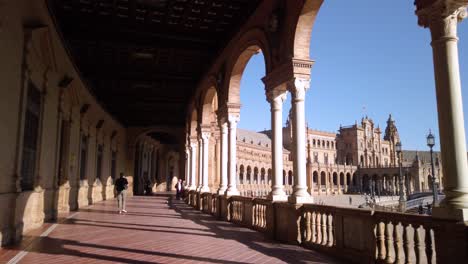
115,173 -> 128,214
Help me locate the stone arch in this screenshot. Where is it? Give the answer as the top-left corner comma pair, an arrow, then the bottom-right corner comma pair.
239,164 -> 245,184
200,86 -> 218,125
260,168 -> 266,184
190,109 -> 198,138
267,168 -> 272,184
254,167 -> 259,184
313,171 -> 318,184
225,29 -> 272,105
332,172 -> 338,185
292,0 -> 323,59
288,170 -> 293,185
346,173 -> 351,186
320,171 -> 326,186
340,172 -> 345,186
283,170 -> 286,185
246,165 -> 252,184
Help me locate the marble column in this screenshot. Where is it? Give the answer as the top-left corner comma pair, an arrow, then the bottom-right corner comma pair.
218,121 -> 228,194
200,130 -> 210,193
225,114 -> 240,196
197,136 -> 203,192
287,78 -> 313,204
185,143 -> 191,188
267,88 -> 287,201
189,141 -> 197,190
417,2 -> 468,220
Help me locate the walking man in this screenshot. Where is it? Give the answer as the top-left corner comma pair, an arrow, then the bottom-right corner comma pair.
175,179 -> 184,200
115,173 -> 128,214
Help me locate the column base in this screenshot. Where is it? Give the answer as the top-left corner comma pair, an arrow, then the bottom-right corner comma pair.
199,186 -> 210,193
268,193 -> 288,202
432,206 -> 468,221
224,189 -> 239,196
288,195 -> 314,204
217,187 -> 227,195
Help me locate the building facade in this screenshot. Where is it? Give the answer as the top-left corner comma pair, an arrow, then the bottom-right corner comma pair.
232,113 -> 444,197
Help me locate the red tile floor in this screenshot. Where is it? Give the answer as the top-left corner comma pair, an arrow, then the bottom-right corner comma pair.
1,195 -> 343,264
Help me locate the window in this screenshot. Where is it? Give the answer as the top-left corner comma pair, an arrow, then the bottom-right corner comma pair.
324,153 -> 329,164
79,134 -> 89,181
96,144 -> 103,181
314,152 -> 318,163
20,82 -> 42,190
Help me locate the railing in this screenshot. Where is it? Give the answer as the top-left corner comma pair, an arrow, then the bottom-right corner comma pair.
185,191 -> 466,263
252,198 -> 273,234
373,212 -> 436,264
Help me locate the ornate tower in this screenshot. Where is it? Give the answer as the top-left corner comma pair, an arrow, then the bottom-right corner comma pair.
384,114 -> 400,166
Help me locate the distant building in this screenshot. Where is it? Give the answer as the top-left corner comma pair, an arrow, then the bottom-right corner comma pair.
233,112 -> 443,197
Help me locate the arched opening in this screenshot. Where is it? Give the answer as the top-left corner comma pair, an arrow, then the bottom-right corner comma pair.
260,168 -> 266,184
362,174 -> 370,194
320,171 -> 326,188
288,170 -> 293,186
246,166 -> 252,184
254,167 -> 259,184
267,168 -> 272,185
332,172 -> 338,186
239,165 -> 245,184
313,171 -> 318,184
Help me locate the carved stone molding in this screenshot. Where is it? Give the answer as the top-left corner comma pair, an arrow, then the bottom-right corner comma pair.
287,78 -> 310,102
266,88 -> 287,109
416,0 -> 468,28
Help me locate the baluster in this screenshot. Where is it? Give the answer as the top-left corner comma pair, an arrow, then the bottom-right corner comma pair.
262,205 -> 266,228
254,204 -> 257,227
403,223 -> 415,264
311,212 -> 317,243
305,212 -> 312,242
316,212 -> 322,245
377,221 -> 386,261
394,222 -> 405,264
385,221 -> 395,263
321,212 -> 327,246
327,213 -> 333,247
424,227 -> 434,264
414,225 -> 426,264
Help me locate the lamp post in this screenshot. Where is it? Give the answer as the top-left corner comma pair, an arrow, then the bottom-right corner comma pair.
427,130 -> 438,206
395,141 -> 406,211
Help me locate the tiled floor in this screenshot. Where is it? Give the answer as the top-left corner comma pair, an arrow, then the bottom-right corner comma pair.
1,195 -> 343,264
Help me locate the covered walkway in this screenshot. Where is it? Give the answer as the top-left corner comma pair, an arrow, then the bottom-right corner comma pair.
0,195 -> 341,264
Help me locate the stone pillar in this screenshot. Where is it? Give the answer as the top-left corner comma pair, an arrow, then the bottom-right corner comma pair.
218,120 -> 228,194
267,88 -> 288,201
185,143 -> 191,187
417,2 -> 468,220
197,136 -> 203,191
225,114 -> 240,196
189,140 -> 197,190
200,130 -> 210,193
287,78 -> 312,204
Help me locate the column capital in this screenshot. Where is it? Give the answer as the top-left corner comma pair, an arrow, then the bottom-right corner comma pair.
287,77 -> 310,102
228,113 -> 240,124
266,87 -> 288,105
201,131 -> 211,142
416,0 -> 467,28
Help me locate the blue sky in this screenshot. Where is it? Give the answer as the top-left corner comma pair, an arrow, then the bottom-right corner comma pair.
238,1 -> 468,151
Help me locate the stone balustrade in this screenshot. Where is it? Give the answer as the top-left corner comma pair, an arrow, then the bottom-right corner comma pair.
185,190 -> 468,263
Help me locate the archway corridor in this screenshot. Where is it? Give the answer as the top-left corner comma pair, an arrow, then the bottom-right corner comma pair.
0,194 -> 341,264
